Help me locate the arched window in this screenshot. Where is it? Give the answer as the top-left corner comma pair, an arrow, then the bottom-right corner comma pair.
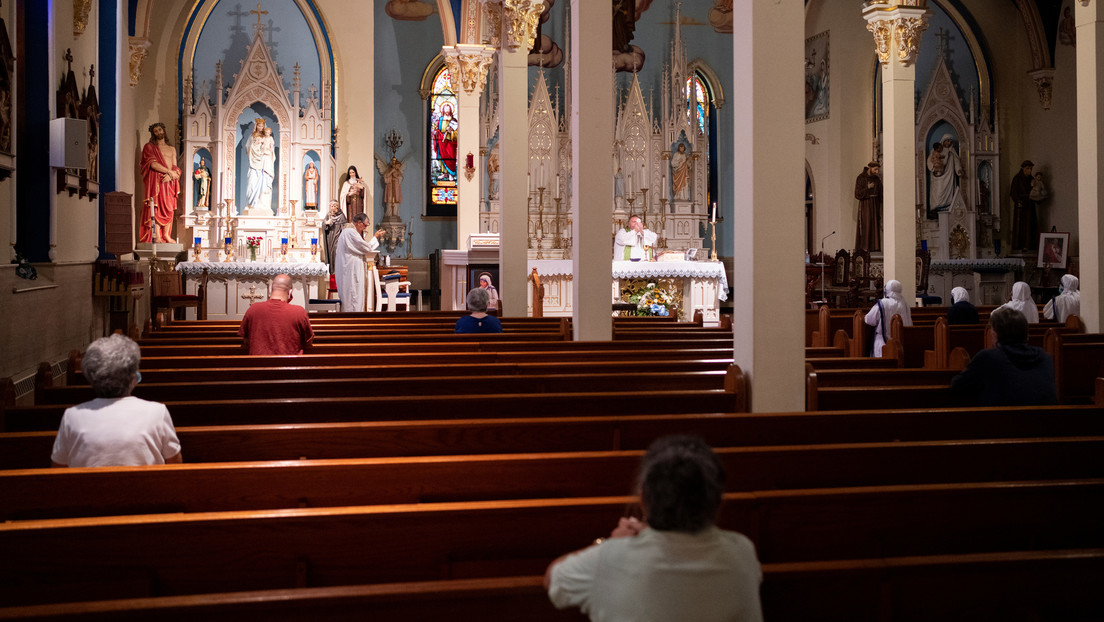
685,68 -> 718,208
427,66 -> 458,214
686,73 -> 708,135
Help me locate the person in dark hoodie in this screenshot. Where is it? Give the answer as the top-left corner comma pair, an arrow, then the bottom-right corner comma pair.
950,306 -> 1057,406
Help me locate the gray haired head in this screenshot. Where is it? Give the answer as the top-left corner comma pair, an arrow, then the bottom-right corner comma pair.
466,287 -> 490,312
82,334 -> 141,398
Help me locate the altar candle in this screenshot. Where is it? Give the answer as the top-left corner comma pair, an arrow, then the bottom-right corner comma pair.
540,162 -> 545,188
711,202 -> 717,223
194,237 -> 201,245
628,172 -> 634,195
282,237 -> 288,245
555,174 -> 561,199
311,237 -> 318,245
528,173 -> 532,193
466,153 -> 474,169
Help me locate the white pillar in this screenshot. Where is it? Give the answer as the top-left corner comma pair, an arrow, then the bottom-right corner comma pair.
1076,1 -> 1104,332
863,3 -> 929,301
446,44 -> 495,250
730,0 -> 804,411
494,2 -> 544,316
570,0 -> 613,340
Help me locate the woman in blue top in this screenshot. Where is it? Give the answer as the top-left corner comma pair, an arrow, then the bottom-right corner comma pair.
455,287 -> 503,333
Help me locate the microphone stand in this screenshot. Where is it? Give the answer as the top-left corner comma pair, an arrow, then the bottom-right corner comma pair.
817,231 -> 836,305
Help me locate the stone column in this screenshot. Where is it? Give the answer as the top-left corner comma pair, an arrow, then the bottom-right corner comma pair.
862,1 -> 930,300
495,0 -> 544,317
730,0 -> 805,411
571,0 -> 613,340
443,44 -> 496,250
1076,0 -> 1104,332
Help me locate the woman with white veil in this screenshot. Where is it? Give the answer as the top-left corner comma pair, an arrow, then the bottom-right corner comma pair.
996,281 -> 1039,324
864,279 -> 913,357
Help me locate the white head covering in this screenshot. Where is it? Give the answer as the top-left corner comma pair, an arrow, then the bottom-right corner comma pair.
1046,274 -> 1081,322
1060,274 -> 1080,296
883,279 -> 913,325
1002,281 -> 1039,323
951,287 -> 970,304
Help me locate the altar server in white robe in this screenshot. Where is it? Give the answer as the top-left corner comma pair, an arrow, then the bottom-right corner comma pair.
864,279 -> 913,357
614,215 -> 657,261
335,213 -> 386,312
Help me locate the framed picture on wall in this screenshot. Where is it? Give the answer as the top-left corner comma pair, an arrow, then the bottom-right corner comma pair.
805,30 -> 829,123
1037,232 -> 1069,268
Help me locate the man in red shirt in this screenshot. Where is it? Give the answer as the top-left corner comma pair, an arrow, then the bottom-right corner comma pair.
238,274 -> 314,355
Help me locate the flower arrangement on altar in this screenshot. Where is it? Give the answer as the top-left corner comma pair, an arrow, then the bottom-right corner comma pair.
629,281 -> 675,317
246,236 -> 263,250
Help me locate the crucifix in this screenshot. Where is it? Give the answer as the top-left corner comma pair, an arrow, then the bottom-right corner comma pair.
241,284 -> 266,306
250,3 -> 268,35
64,48 -> 73,74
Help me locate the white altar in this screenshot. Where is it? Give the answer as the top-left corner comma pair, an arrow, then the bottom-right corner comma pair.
612,260 -> 728,325
178,261 -> 329,320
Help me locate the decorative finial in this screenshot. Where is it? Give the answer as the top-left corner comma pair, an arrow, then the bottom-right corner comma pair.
250,2 -> 268,35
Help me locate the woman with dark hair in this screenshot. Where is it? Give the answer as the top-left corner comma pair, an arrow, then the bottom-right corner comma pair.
51,334 -> 182,468
339,165 -> 366,221
545,435 -> 762,621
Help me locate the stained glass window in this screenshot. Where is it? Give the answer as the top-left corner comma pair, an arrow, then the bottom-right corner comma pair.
428,66 -> 458,207
686,74 -> 708,134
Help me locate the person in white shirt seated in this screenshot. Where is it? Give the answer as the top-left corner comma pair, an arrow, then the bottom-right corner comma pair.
614,215 -> 657,261
545,435 -> 763,622
1043,274 -> 1080,323
51,334 -> 182,468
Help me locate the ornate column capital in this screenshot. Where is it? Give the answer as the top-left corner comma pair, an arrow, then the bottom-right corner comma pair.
862,3 -> 930,68
500,0 -> 545,53
128,37 -> 152,87
445,44 -> 497,95
1028,68 -> 1055,110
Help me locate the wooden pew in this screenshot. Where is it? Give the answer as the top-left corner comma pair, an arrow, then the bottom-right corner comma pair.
1045,331 -> 1104,404
4,437 -> 1103,520
805,366 -> 960,411
1,481 -> 1101,606
36,369 -> 732,406
5,404 -> 1104,470
63,358 -> 736,387
4,549 -> 1101,621
2,381 -> 750,434
922,317 -> 984,369
131,338 -> 736,358
804,357 -> 898,371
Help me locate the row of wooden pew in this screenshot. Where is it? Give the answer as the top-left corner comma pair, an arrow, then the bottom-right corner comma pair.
1,316 -> 1102,619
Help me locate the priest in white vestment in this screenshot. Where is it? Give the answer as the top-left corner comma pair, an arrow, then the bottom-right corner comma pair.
614,215 -> 657,261
335,212 -> 385,312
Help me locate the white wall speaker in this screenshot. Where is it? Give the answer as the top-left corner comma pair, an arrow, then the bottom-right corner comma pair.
50,117 -> 89,169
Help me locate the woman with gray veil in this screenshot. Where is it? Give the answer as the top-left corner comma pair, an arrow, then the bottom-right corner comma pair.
864,279 -> 913,357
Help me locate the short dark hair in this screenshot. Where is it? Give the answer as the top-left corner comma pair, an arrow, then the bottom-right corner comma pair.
352,212 -> 369,225
638,435 -> 725,533
990,306 -> 1028,345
